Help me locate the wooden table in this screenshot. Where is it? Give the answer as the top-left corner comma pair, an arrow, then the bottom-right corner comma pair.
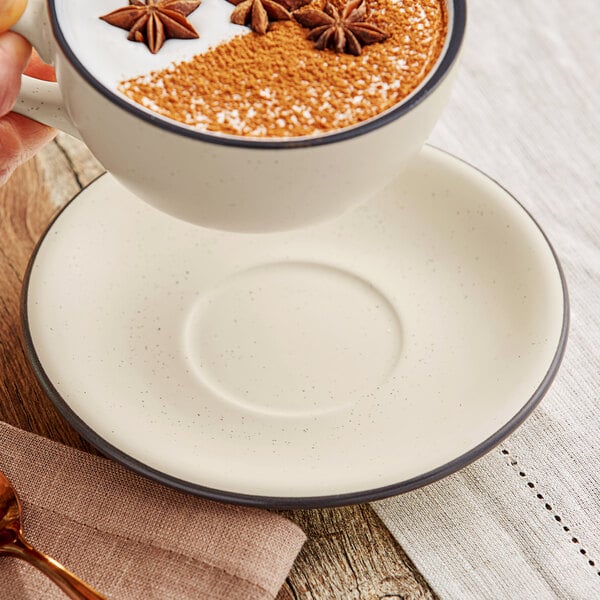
0,133 -> 435,600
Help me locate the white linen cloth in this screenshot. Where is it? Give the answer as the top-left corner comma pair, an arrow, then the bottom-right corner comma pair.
373,1 -> 600,598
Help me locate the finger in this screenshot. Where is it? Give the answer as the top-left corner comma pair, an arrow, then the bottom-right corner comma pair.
0,31 -> 32,116
24,49 -> 56,82
0,112 -> 56,187
0,0 -> 27,33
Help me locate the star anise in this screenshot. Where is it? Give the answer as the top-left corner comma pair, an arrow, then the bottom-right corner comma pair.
100,0 -> 201,54
228,0 -> 301,35
294,0 -> 389,56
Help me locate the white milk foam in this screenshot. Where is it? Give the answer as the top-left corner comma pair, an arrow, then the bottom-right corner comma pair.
54,0 -> 247,93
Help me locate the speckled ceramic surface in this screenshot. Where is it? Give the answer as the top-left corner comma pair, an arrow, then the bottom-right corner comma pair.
23,147 -> 567,507
14,0 -> 465,231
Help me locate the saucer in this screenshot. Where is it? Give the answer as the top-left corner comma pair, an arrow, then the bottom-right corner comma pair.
22,146 -> 568,508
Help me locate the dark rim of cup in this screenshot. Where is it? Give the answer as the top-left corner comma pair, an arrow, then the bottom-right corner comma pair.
47,0 -> 466,149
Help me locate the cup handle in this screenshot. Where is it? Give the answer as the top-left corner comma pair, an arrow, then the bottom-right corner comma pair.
10,0 -> 82,140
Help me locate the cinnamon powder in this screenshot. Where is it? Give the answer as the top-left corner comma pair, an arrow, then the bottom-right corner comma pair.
120,0 -> 447,138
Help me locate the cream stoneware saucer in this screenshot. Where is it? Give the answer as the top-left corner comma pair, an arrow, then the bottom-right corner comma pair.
22,146 -> 568,508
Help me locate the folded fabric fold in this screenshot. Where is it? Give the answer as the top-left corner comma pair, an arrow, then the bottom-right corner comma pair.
0,421 -> 306,600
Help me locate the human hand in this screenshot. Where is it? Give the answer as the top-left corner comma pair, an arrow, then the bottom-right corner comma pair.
1,0 -> 57,186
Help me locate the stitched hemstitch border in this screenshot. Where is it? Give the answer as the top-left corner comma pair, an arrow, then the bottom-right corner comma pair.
499,447 -> 599,577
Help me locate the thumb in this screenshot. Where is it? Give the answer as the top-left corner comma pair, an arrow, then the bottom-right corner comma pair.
0,0 -> 27,33
0,31 -> 32,117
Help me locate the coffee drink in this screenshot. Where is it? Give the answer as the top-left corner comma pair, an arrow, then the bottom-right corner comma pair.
60,0 -> 448,138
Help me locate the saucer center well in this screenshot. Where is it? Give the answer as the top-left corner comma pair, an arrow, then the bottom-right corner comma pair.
184,261 -> 402,417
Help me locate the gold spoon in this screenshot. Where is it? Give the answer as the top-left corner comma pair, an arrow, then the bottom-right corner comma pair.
0,469 -> 107,599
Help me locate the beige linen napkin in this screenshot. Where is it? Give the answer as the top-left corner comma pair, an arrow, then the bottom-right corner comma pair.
0,421 -> 305,600
373,1 -> 600,598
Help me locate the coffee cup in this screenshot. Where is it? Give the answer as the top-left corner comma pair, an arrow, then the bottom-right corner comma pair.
12,0 -> 466,232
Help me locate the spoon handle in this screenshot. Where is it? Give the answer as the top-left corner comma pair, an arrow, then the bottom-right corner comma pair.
3,534 -> 108,599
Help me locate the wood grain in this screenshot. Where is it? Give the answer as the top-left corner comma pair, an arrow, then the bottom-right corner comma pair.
0,134 -> 435,600
278,505 -> 435,599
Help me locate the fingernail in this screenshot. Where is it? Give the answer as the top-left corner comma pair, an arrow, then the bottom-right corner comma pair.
0,0 -> 28,33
